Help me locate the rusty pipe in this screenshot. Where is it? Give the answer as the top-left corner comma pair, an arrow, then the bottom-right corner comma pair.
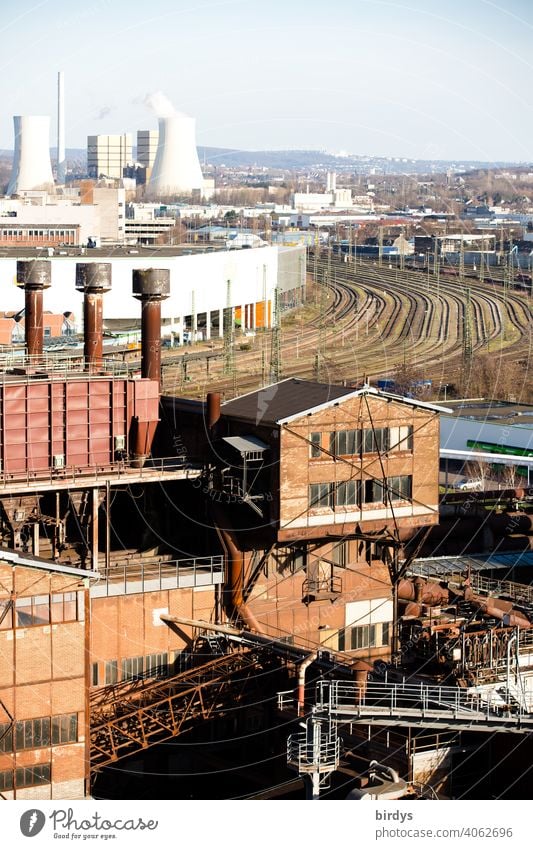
207,392 -> 221,431
297,652 -> 318,716
397,578 -> 449,606
132,268 -> 170,383
16,260 -> 51,359
212,507 -> 262,632
76,262 -> 112,370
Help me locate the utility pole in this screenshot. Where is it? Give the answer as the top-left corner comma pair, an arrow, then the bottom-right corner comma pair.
315,274 -> 328,381
378,226 -> 384,268
223,278 -> 235,376
463,283 -> 473,363
270,285 -> 281,382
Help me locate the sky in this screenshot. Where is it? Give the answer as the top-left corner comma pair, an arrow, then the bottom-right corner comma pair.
0,0 -> 531,161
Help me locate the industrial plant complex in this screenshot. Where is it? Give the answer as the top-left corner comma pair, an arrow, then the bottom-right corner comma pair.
1,69 -> 533,805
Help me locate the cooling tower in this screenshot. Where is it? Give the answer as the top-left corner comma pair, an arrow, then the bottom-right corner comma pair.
147,114 -> 203,197
7,116 -> 55,194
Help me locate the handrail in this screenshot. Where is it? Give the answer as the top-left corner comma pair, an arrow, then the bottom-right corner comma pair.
316,680 -> 533,723
94,554 -> 224,596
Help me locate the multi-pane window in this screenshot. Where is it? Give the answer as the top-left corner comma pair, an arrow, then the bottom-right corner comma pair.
338,622 -> 391,651
121,656 -> 144,681
14,764 -> 51,789
145,653 -> 169,677
310,432 -> 322,458
336,480 -> 358,507
0,600 -> 13,630
9,593 -> 77,628
331,541 -> 347,568
309,483 -> 334,509
0,715 -> 77,753
105,660 -> 118,685
388,475 -> 412,501
364,478 -> 385,504
389,425 -> 413,451
363,428 -> 389,453
330,430 -> 360,456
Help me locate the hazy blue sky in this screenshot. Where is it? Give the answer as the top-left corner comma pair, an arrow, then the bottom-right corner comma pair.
0,0 -> 531,160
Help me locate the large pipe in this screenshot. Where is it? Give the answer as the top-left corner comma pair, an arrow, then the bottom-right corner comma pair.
297,652 -> 318,716
132,268 -> 170,382
76,262 -> 112,370
207,392 -> 221,431
212,506 -> 262,632
397,578 -> 449,606
16,260 -> 51,358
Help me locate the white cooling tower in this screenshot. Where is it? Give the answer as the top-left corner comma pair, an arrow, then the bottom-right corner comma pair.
7,116 -> 55,194
147,114 -> 203,197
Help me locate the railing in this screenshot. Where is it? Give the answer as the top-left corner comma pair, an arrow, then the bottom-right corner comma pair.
287,729 -> 340,774
0,456 -> 201,489
316,680 -> 533,724
469,573 -> 533,605
0,352 -> 129,379
92,554 -> 224,597
302,575 -> 342,599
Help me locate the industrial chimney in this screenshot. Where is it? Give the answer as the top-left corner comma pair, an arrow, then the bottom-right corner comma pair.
57,72 -> 66,185
7,116 -> 55,194
130,268 -> 170,466
75,263 -> 112,370
147,114 -> 203,197
16,260 -> 52,359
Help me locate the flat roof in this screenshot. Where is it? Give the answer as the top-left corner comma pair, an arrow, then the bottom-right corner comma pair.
440,399 -> 533,428
0,546 -> 99,578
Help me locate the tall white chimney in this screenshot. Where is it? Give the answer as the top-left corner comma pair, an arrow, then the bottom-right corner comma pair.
7,116 -> 55,195
57,71 -> 66,184
147,114 -> 203,197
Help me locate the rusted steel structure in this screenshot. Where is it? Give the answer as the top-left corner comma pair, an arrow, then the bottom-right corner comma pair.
75,262 -> 112,370
16,259 -> 51,358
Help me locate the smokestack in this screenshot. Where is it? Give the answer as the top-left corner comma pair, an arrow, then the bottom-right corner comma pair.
132,268 -> 170,383
7,116 -> 55,194
57,71 -> 65,185
75,263 -> 112,370
147,114 -> 203,197
16,260 -> 52,358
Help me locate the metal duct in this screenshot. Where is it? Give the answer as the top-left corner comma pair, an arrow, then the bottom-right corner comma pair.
132,268 -> 170,382
76,263 -> 112,370
16,260 -> 51,358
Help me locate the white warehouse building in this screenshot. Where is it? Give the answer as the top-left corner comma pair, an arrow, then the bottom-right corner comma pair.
0,245 -> 305,343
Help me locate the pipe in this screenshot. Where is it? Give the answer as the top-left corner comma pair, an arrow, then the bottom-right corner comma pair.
132,268 -> 170,383
212,506 -> 263,632
75,262 -> 112,370
16,260 -> 51,358
397,578 -> 449,606
207,391 -> 221,431
297,652 -> 318,716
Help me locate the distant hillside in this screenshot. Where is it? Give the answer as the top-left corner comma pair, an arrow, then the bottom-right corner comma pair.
0,146 -> 524,176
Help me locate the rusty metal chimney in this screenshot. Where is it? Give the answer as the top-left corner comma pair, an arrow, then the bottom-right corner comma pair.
132,268 -> 170,383
75,263 -> 112,370
16,260 -> 51,359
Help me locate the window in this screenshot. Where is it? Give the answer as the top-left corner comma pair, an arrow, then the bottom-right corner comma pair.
336,480 -> 358,507
382,622 -> 390,647
363,478 -> 385,504
387,475 -> 412,502
92,663 -> 99,687
331,541 -> 347,568
51,592 -> 77,623
351,624 -> 377,650
121,656 -> 144,681
105,660 -> 118,685
309,483 -> 334,509
145,653 -> 168,677
15,595 -> 50,627
15,764 -> 50,789
389,425 -> 413,451
52,714 -> 78,745
310,432 -> 322,458
0,769 -> 13,792
363,428 -> 389,453
330,429 -> 360,456
0,723 -> 13,753
0,600 -> 13,630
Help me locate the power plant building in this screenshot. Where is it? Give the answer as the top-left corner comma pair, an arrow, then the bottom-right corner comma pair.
87,134 -> 132,180
136,130 -> 159,171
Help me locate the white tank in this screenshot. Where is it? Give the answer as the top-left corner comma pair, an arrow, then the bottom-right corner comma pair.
147,114 -> 203,197
7,116 -> 55,194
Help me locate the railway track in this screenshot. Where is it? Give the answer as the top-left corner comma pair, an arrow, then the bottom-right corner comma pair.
161,257 -> 532,399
